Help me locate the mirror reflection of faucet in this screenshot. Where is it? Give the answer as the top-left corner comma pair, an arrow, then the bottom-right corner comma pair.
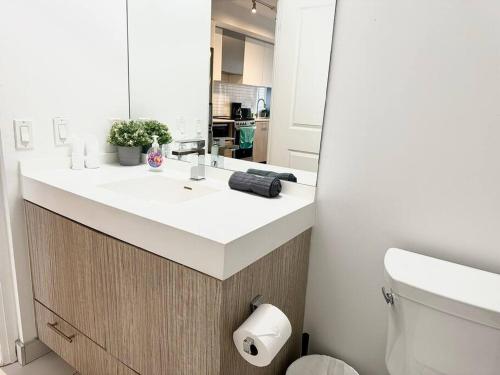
256,98 -> 267,118
172,139 -> 206,180
211,138 -> 239,168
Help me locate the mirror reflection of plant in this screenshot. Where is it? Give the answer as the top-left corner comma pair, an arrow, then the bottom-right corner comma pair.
108,120 -> 150,147
141,120 -> 172,146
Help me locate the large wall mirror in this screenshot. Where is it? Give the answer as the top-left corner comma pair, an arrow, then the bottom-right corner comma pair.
128,0 -> 336,186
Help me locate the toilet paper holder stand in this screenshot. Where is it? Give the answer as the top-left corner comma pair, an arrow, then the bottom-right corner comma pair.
250,295 -> 264,313
242,295 -> 265,356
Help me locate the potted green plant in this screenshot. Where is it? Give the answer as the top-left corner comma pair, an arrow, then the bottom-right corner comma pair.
141,120 -> 173,153
108,120 -> 149,166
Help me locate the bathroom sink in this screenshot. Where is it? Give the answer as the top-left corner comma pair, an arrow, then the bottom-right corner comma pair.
99,175 -> 219,205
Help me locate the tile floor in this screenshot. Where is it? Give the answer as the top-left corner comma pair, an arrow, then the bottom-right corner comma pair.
0,352 -> 76,375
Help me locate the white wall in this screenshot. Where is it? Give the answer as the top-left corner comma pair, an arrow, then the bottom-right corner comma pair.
0,0 -> 129,345
305,1 -> 500,374
128,0 -> 211,142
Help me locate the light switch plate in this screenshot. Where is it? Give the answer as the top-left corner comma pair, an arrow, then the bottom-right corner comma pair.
14,120 -> 34,150
53,117 -> 70,146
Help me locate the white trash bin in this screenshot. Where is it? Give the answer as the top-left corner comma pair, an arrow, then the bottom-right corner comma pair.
286,355 -> 359,375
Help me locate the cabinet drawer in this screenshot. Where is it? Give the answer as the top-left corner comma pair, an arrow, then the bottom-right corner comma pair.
35,301 -> 136,375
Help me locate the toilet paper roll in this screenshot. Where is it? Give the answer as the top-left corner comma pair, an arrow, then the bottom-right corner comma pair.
233,303 -> 292,367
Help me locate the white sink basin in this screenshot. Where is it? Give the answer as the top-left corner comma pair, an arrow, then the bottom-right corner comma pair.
99,175 -> 219,205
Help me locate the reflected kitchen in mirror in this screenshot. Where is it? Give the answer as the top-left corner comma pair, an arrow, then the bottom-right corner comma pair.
127,0 -> 336,186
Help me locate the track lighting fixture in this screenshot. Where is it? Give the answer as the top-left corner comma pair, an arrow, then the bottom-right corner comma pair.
251,0 -> 276,14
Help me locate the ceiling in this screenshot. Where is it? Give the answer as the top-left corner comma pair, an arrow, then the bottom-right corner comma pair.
214,0 -> 278,21
212,0 -> 277,42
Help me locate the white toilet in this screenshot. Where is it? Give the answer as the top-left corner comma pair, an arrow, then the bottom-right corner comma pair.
384,248 -> 500,375
289,248 -> 500,375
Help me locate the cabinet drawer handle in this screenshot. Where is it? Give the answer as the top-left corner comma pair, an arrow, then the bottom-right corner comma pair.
47,322 -> 75,343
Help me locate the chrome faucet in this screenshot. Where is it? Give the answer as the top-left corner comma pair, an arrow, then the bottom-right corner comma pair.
172,139 -> 206,180
256,98 -> 267,118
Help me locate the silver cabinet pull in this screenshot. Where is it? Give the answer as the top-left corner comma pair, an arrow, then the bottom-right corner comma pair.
47,322 -> 75,343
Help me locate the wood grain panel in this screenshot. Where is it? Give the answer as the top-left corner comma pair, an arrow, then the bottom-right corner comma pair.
26,202 -> 108,348
105,236 -> 222,375
220,229 -> 311,375
35,301 -> 135,375
117,364 -> 140,375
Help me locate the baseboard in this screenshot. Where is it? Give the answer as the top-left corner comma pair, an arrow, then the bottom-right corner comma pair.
15,338 -> 51,366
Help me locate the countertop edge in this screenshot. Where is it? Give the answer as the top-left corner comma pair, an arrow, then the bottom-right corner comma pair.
222,203 -> 316,279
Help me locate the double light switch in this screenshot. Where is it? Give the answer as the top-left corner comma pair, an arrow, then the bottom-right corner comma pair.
14,117 -> 71,150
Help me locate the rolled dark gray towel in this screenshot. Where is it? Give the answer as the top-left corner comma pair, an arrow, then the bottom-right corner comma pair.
229,171 -> 282,198
247,168 -> 297,183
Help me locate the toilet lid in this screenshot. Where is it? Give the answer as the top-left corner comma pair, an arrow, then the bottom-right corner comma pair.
385,248 -> 500,330
286,355 -> 359,375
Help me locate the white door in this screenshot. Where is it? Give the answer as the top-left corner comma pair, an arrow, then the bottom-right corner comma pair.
268,0 -> 336,172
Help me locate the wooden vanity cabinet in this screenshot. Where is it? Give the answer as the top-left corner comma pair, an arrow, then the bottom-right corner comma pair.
25,201 -> 310,375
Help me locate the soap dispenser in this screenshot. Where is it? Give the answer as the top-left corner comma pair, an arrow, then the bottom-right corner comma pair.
147,135 -> 164,171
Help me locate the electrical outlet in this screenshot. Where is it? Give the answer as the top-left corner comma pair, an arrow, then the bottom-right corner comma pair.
53,117 -> 70,146
14,120 -> 33,150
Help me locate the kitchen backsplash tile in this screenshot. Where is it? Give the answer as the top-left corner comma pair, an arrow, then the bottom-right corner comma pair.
213,82 -> 267,117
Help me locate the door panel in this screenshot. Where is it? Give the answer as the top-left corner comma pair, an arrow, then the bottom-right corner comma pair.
289,150 -> 320,172
268,0 -> 336,169
105,236 -> 222,375
26,202 -> 108,348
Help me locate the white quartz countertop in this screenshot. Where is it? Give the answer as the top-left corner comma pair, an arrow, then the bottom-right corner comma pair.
21,157 -> 316,280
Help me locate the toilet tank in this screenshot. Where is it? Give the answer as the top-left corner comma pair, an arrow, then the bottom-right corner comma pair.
383,248 -> 500,375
